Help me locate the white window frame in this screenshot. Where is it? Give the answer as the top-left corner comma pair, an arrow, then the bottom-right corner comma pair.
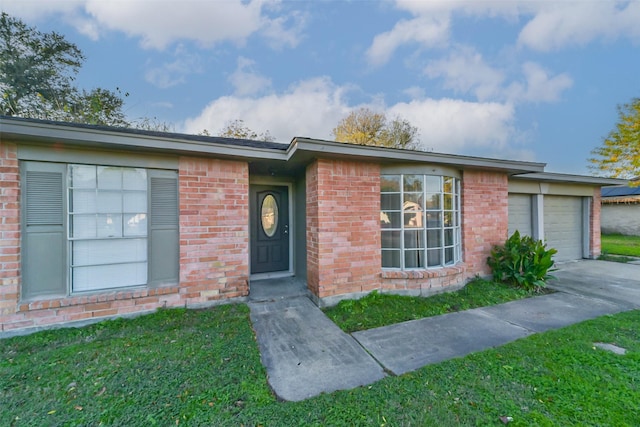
68,164 -> 149,293
381,174 -> 461,270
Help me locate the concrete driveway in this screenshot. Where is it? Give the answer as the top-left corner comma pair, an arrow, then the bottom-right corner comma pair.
550,260 -> 640,309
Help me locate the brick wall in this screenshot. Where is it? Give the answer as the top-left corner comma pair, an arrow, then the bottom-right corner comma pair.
589,188 -> 602,257
461,170 -> 509,276
306,159 -> 381,299
0,141 -> 20,321
380,265 -> 467,295
0,152 -> 250,335
178,157 -> 250,303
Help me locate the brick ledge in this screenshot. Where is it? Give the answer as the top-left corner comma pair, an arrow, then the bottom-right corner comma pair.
18,285 -> 180,312
380,264 -> 466,280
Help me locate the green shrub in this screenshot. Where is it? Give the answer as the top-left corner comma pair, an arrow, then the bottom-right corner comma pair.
487,231 -> 557,291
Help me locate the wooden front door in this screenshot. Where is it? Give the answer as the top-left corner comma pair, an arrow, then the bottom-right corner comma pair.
250,185 -> 289,274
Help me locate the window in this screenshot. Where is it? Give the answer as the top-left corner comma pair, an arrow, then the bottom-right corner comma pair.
381,174 -> 461,269
22,161 -> 178,299
69,165 -> 149,292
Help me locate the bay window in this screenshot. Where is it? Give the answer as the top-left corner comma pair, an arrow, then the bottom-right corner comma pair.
381,174 -> 461,269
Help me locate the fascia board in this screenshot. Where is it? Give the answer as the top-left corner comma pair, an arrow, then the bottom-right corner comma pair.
512,172 -> 628,186
1,118 -> 288,161
289,137 -> 546,173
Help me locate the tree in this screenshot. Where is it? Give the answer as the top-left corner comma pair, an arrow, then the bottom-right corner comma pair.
332,107 -> 420,150
590,97 -> 640,181
0,12 -> 129,126
67,88 -> 130,127
216,119 -> 274,141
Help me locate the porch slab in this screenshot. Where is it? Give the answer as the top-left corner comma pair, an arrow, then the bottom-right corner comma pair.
248,296 -> 386,401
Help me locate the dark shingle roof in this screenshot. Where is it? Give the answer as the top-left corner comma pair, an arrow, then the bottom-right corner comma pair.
0,115 -> 289,151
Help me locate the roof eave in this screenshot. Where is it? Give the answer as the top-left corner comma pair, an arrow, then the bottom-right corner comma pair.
289,137 -> 546,174
1,117 -> 288,161
512,172 -> 628,186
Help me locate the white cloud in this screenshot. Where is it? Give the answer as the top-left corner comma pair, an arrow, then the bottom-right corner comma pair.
3,0 -> 305,50
388,98 -> 516,153
366,15 -> 450,66
518,1 -> 640,52
228,57 -> 272,96
0,0 -> 83,20
505,62 -> 573,103
425,46 -> 505,101
393,0 -> 519,17
368,0 -> 640,66
144,45 -> 203,89
424,48 -> 572,104
260,10 -> 308,49
184,76 -> 521,156
182,77 -> 353,142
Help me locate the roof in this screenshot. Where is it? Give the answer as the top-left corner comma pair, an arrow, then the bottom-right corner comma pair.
510,172 -> 628,186
1,115 -> 549,176
0,114 -> 288,151
602,185 -> 640,197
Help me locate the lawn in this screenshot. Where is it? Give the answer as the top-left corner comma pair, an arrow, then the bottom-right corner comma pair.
324,279 -> 551,333
3,304 -> 639,426
601,233 -> 640,257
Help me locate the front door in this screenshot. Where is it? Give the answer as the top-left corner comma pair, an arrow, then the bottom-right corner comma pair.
250,185 -> 289,274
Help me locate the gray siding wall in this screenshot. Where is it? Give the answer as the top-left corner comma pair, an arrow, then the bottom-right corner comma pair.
601,204 -> 640,236
508,194 -> 533,237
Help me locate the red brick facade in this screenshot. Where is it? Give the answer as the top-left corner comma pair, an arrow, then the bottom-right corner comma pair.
0,133 -> 609,335
178,157 -> 250,303
0,148 -> 249,334
306,159 -> 381,299
461,170 -> 509,276
0,141 -> 20,321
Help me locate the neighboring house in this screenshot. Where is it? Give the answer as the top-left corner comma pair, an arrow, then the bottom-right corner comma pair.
601,180 -> 640,236
0,116 -> 624,335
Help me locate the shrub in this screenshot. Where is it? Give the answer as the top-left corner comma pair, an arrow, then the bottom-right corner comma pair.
487,231 -> 558,292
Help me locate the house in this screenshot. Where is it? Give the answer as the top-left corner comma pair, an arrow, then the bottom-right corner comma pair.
601,179 -> 640,236
0,116 -> 625,335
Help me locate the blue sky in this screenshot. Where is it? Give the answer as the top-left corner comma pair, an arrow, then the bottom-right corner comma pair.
3,0 -> 640,174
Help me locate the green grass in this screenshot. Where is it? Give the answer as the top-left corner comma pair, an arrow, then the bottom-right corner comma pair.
598,253 -> 635,263
324,279 -> 552,333
601,233 -> 640,257
2,305 -> 639,426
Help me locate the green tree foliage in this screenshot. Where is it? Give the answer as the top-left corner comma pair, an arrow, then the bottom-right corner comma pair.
215,119 -> 274,141
332,107 -> 420,150
590,97 -> 640,181
0,12 -> 129,126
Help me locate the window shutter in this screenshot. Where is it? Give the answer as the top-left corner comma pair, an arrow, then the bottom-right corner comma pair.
26,172 -> 64,226
22,162 -> 67,299
150,177 -> 178,227
148,170 -> 179,286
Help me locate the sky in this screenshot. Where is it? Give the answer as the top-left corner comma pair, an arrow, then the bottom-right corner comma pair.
2,0 -> 640,175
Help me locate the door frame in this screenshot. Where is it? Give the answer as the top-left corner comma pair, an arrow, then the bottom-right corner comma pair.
249,179 -> 295,280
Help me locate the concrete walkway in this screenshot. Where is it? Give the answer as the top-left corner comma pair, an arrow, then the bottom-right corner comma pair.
248,261 -> 640,401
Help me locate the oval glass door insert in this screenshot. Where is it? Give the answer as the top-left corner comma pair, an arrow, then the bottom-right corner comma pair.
261,195 -> 278,237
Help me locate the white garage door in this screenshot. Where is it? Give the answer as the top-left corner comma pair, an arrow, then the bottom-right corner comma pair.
508,194 -> 533,237
544,196 -> 584,261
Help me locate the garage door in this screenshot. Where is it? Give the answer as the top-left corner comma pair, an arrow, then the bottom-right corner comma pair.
508,194 -> 532,237
544,196 -> 583,261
